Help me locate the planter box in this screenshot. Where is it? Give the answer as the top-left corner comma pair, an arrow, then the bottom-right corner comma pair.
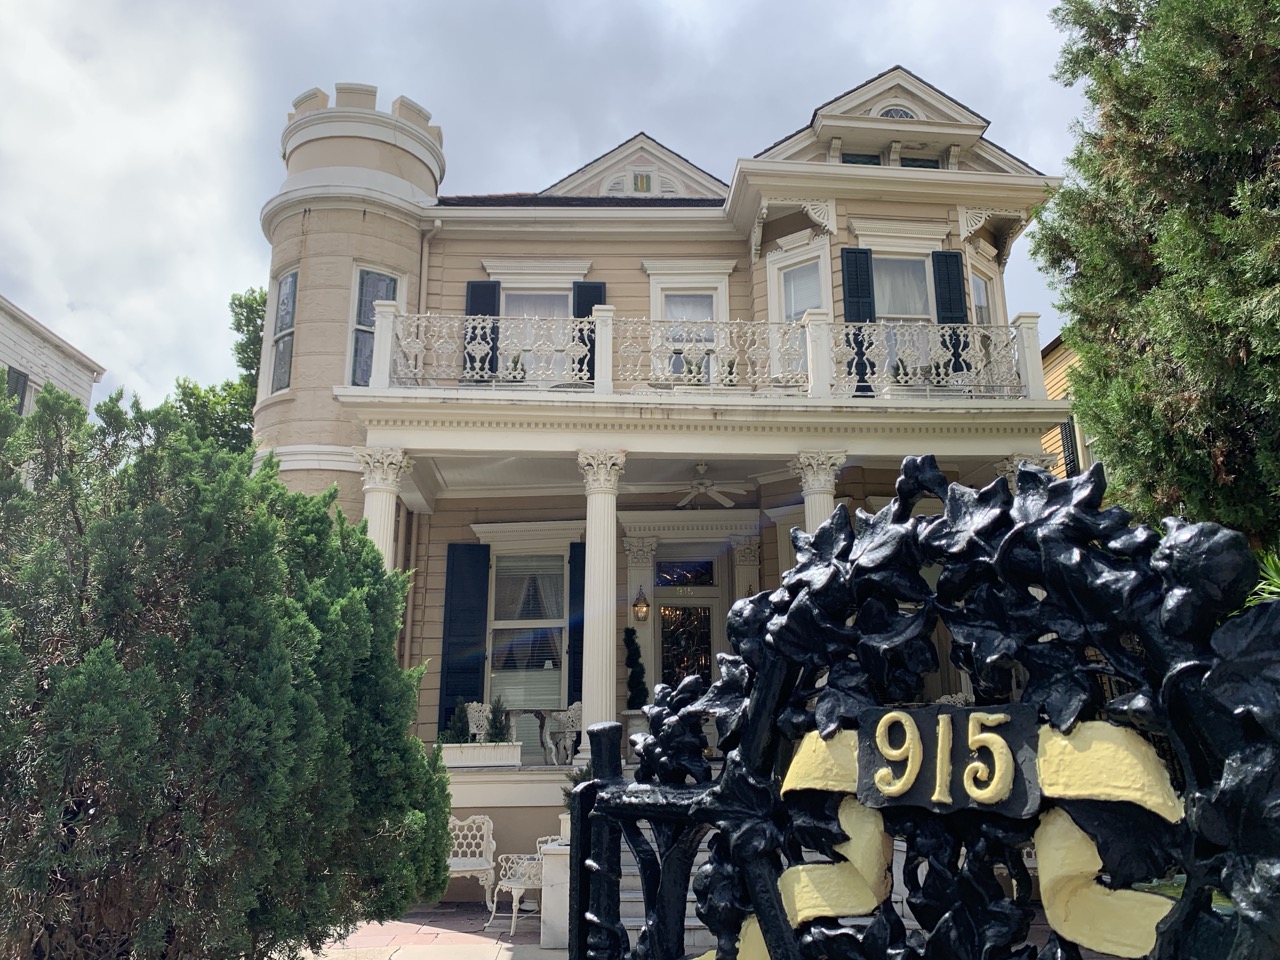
440,742 -> 523,767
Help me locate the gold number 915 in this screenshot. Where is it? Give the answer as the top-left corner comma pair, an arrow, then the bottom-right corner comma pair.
872,710 -> 1014,805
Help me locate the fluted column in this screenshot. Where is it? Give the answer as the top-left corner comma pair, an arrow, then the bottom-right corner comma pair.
578,450 -> 626,758
354,446 -> 413,570
623,536 -> 658,702
789,450 -> 846,533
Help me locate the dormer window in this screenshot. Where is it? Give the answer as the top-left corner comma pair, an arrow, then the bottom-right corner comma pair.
879,106 -> 915,119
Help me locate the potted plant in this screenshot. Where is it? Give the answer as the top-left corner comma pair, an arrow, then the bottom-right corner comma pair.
437,694 -> 523,767
620,627 -> 650,743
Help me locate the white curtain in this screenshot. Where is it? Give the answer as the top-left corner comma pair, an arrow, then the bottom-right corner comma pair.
493,555 -> 565,620
873,258 -> 929,317
503,292 -> 570,318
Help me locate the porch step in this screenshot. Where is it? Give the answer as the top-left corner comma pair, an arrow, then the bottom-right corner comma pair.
620,916 -> 717,952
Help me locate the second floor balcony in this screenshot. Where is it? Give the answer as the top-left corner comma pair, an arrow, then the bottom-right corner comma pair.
366,302 -> 1048,402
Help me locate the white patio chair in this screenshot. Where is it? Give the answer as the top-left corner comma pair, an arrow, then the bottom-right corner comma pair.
485,836 -> 562,936
464,701 -> 491,742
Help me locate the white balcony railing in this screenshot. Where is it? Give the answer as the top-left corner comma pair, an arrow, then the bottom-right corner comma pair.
367,301 -> 1046,401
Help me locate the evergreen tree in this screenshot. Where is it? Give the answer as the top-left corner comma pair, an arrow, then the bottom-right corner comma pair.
174,288 -> 266,453
0,386 -> 450,959
1033,0 -> 1280,547
623,626 -> 649,710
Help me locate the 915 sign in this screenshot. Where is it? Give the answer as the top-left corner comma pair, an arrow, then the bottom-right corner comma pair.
857,704 -> 1040,818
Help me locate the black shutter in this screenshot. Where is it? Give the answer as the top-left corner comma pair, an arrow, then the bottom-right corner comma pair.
464,280 -> 500,377
841,248 -> 875,323
931,251 -> 967,324
932,251 -> 969,374
1060,417 -> 1081,477
438,543 -> 490,731
840,248 -> 875,391
572,281 -> 606,382
6,367 -> 29,415
567,541 -> 585,707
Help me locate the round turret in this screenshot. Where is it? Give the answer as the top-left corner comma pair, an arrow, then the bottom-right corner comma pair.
254,84 -> 442,518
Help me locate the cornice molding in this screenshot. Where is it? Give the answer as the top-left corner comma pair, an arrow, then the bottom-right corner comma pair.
617,509 -> 760,541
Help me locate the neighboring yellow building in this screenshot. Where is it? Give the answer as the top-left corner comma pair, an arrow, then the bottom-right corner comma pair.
252,67 -> 1067,869
1039,334 -> 1092,478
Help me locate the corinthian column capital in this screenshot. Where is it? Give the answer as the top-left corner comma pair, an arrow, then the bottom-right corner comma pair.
354,446 -> 413,493
623,537 -> 658,567
789,450 -> 846,496
578,449 -> 626,494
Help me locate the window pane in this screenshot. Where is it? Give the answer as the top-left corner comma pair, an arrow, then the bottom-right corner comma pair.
351,328 -> 374,386
271,332 -> 293,393
782,260 -> 822,322
494,555 -> 565,620
663,293 -> 713,321
275,272 -> 297,335
655,559 -> 715,586
504,292 -> 570,318
841,153 -> 881,166
661,605 -> 712,687
873,258 -> 929,317
357,270 -> 397,327
901,157 -> 940,169
491,627 -> 563,672
971,276 -> 991,324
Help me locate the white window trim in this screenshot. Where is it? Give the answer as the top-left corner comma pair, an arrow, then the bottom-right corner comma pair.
268,270 -> 299,396
470,520 -> 584,706
482,259 -> 591,291
259,267 -> 299,403
869,98 -> 923,120
766,230 -> 833,325
346,263 -> 405,387
965,237 -> 1006,327
642,259 -> 736,323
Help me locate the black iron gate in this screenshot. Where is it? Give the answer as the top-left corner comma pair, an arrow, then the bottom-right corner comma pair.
569,456 -> 1280,960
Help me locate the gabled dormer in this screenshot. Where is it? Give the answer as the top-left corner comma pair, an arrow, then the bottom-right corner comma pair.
756,66 -> 1040,176
540,133 -> 728,199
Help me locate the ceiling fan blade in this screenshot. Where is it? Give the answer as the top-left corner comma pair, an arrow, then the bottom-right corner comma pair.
715,484 -> 752,494
676,490 -> 698,508
708,489 -> 736,508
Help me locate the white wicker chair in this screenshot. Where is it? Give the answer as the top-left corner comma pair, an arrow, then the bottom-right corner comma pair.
464,701 -> 491,742
447,814 -> 496,910
485,835 -> 562,935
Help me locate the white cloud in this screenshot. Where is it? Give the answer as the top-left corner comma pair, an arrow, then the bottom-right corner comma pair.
0,0 -> 1082,405
0,0 -> 266,405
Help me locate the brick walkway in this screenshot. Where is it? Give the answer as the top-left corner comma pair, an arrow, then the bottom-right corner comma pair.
316,901 -> 1108,960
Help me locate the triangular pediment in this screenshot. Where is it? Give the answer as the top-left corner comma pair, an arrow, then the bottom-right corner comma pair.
541,133 -> 727,199
752,67 -> 1036,176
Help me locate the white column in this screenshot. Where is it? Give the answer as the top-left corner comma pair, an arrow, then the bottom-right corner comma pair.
623,536 -> 658,702
354,446 -> 413,570
730,535 -> 762,601
577,450 -> 626,758
369,300 -> 398,389
1011,312 -> 1047,400
801,309 -> 832,399
591,304 -> 615,396
789,450 -> 846,533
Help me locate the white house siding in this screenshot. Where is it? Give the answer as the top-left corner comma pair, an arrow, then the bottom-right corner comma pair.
0,295 -> 104,411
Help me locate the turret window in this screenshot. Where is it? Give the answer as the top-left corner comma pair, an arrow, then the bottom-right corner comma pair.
351,268 -> 398,387
270,271 -> 297,393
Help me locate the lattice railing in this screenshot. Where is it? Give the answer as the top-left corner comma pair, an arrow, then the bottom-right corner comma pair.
829,320 -> 1021,398
614,316 -> 808,390
393,314 -> 595,387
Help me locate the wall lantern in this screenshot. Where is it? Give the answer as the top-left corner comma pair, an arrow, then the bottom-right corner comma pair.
632,587 -> 651,622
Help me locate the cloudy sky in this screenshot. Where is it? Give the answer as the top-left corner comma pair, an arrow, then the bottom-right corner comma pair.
0,0 -> 1085,407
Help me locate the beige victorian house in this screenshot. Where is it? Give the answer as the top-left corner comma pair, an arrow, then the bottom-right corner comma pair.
253,66 -> 1067,869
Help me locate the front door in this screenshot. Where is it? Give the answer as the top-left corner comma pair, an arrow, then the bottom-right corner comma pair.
659,603 -> 714,688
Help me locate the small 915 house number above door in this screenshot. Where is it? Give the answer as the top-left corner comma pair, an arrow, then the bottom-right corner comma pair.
857,704 -> 1041,818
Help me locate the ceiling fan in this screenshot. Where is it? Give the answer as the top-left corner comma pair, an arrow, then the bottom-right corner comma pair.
664,462 -> 750,508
